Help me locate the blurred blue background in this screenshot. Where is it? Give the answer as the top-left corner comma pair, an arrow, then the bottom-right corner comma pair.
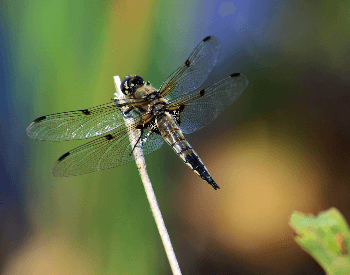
1,0 -> 350,274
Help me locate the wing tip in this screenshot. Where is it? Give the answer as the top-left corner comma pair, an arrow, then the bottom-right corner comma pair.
203,36 -> 213,42
57,152 -> 70,162
52,152 -> 71,177
202,36 -> 221,48
230,72 -> 249,88
33,116 -> 47,123
230,72 -> 241,77
26,116 -> 47,138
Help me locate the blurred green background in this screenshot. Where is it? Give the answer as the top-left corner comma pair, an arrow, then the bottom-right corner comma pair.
1,0 -> 350,274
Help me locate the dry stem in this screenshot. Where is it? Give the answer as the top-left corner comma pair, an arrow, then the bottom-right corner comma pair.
113,76 -> 182,275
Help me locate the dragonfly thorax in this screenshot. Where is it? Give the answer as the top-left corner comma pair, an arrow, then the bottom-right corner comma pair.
122,76 -> 170,117
133,88 -> 170,118
147,96 -> 169,117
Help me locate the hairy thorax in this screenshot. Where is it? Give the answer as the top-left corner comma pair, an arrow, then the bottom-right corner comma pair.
133,85 -> 170,118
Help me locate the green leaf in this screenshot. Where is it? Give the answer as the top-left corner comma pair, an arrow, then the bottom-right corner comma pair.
289,208 -> 350,275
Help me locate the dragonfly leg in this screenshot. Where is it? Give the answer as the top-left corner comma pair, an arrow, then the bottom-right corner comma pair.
129,128 -> 143,156
122,107 -> 134,118
129,129 -> 154,156
141,130 -> 153,145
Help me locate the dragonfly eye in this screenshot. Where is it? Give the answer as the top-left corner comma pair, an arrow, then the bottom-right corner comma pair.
121,75 -> 144,96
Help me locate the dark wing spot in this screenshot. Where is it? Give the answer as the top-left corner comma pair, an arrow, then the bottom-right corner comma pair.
230,73 -> 241,77
105,134 -> 114,140
203,36 -> 212,42
33,116 -> 47,123
185,59 -> 190,67
58,152 -> 70,161
80,109 -> 91,115
199,89 -> 205,96
178,105 -> 185,112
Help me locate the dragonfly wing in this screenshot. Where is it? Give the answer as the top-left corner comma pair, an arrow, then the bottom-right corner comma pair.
26,102 -> 126,141
169,73 -> 248,134
159,36 -> 221,101
53,126 -> 164,177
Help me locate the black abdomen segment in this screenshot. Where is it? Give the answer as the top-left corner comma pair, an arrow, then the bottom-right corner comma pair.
157,114 -> 219,190
179,146 -> 220,190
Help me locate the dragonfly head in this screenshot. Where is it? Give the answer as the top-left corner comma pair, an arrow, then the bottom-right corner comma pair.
121,75 -> 144,97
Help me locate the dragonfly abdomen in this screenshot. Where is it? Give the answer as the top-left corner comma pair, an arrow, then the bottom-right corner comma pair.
156,113 -> 219,190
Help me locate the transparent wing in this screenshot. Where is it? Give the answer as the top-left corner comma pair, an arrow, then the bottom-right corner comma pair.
159,36 -> 221,101
26,102 -> 127,141
168,73 -> 248,134
53,127 -> 164,177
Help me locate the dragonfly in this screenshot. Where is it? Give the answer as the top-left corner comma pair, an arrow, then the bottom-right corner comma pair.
26,36 -> 248,190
